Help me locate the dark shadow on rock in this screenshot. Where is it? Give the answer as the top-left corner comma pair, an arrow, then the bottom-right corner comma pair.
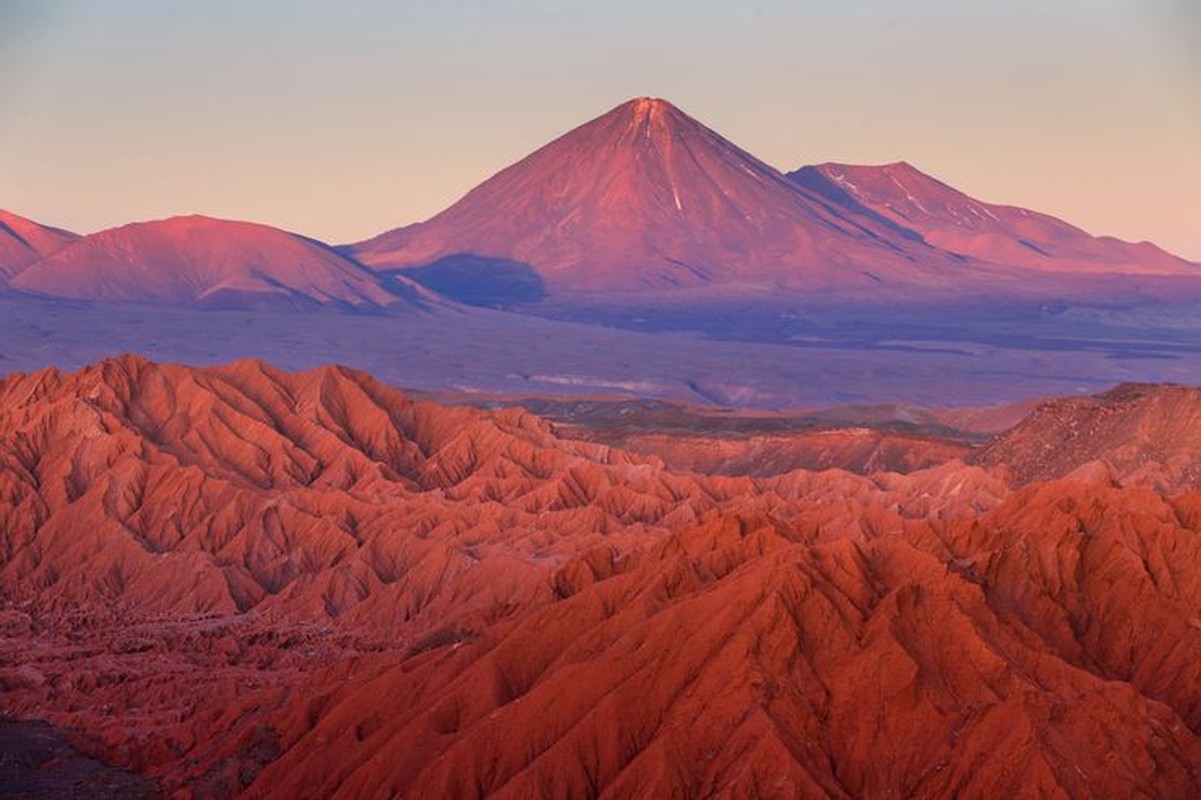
0,717 -> 160,799
397,254 -> 547,307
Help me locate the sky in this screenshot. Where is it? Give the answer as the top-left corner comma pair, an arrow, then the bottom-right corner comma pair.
2,0 -> 1199,258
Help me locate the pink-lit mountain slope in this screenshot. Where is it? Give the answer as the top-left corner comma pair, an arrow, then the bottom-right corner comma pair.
11,215 -> 416,309
790,162 -> 1199,275
0,210 -> 80,281
350,98 -> 965,296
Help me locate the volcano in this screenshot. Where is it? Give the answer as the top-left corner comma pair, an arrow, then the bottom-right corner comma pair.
790,162 -> 1199,275
350,98 -> 963,297
11,215 -> 412,309
0,210 -> 80,281
350,98 -> 1200,304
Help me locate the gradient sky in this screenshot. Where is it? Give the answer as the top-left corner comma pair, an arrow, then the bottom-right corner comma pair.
2,0 -> 1199,257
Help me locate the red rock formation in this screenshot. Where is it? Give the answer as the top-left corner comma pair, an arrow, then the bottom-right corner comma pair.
0,356 -> 989,628
247,488 -> 1201,798
2,358 -> 1199,797
565,428 -> 969,477
973,382 -> 1201,491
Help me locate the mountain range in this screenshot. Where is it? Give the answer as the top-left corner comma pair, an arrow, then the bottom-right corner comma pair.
6,215 -> 431,311
0,210 -> 80,281
790,161 -> 1194,276
350,97 -> 964,296
3,97 -> 1196,311
349,97 -> 1198,303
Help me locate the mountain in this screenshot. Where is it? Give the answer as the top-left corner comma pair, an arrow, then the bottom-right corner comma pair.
350,98 -> 1198,304
3,356 -> 1201,797
10,215 -> 413,309
350,98 -> 966,299
0,210 -> 80,281
790,162 -> 1199,275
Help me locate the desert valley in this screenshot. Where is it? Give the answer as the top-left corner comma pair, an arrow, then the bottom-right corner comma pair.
3,83 -> 1201,798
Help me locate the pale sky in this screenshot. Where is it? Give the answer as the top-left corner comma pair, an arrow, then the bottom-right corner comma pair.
2,0 -> 1199,258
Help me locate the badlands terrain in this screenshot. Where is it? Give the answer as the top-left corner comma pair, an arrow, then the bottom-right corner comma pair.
2,356 -> 1201,797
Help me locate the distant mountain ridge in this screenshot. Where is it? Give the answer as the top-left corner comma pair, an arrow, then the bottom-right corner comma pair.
3,97 -> 1197,310
790,162 -> 1196,276
349,97 -> 1198,303
9,214 -> 425,310
0,210 -> 80,280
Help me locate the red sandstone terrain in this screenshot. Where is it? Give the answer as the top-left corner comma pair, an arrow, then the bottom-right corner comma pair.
538,400 -> 979,477
2,359 -> 1200,797
9,216 -> 411,309
973,382 -> 1201,492
569,428 -> 969,477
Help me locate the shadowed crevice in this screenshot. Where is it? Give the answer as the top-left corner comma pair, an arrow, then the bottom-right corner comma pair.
397,254 -> 547,308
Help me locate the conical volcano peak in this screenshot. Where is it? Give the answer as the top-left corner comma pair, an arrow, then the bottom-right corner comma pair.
609,96 -> 691,143
627,96 -> 673,121
350,96 -> 958,292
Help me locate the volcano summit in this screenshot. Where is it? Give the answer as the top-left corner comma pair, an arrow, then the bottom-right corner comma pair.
350,98 -> 967,296
350,97 -> 1198,307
